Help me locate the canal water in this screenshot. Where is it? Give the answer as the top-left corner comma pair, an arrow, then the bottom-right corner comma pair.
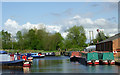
1,56 -> 119,73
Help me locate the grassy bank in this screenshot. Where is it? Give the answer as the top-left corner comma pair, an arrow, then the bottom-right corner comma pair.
3,50 -> 59,53
2,47 -> 84,53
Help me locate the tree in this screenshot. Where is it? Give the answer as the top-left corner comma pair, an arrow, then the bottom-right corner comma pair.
36,29 -> 48,50
16,31 -> 24,50
96,31 -> 108,42
2,30 -> 12,49
51,32 -> 64,50
65,25 -> 86,48
42,32 -> 64,51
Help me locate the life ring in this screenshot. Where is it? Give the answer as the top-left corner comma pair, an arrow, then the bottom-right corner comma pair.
22,55 -> 27,61
38,53 -> 42,56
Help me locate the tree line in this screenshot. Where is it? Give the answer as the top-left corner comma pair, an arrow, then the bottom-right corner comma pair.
1,25 -> 109,51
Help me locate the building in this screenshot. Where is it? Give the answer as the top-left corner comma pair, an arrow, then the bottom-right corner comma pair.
96,33 -> 120,52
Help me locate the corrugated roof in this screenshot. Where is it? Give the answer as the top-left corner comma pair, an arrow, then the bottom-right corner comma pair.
97,33 -> 120,44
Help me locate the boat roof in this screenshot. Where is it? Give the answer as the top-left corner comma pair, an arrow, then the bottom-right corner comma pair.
0,51 -> 7,54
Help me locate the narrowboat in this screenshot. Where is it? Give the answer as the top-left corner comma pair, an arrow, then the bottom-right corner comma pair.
70,51 -> 81,61
44,52 -> 55,56
31,52 -> 45,58
0,51 -> 24,67
98,52 -> 115,65
79,52 -> 99,65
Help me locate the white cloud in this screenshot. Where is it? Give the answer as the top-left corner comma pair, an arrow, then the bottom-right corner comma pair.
3,15 -> 118,40
46,25 -> 61,33
3,19 -> 62,36
64,15 -> 118,38
4,19 -> 22,35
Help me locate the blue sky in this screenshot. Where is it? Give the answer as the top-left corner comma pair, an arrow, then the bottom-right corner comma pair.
2,2 -> 118,42
2,2 -> 118,25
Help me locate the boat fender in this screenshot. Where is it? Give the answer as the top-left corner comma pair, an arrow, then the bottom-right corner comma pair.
108,60 -> 111,65
92,60 -> 95,65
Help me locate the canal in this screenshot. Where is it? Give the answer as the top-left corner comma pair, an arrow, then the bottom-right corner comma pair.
1,56 -> 120,73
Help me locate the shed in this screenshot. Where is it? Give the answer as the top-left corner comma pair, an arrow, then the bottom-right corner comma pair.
96,33 -> 120,52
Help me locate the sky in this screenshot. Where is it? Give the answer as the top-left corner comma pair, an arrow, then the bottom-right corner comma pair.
2,2 -> 119,43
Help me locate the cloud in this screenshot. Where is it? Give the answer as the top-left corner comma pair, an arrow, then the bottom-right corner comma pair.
45,25 -> 61,33
4,19 -> 22,35
3,19 -> 62,36
50,8 -> 73,17
62,15 -> 118,38
91,4 -> 100,7
3,14 -> 118,40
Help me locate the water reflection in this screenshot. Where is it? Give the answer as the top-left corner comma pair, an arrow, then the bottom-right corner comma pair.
30,56 -> 118,73
1,56 -> 119,73
23,67 -> 30,73
2,67 -> 23,73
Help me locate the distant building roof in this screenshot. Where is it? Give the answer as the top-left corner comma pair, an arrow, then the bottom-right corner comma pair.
97,33 -> 120,44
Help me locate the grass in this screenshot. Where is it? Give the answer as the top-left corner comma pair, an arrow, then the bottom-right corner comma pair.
3,49 -> 59,53
2,47 -> 84,53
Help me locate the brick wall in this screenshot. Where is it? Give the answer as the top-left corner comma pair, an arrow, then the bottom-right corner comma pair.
113,38 -> 120,51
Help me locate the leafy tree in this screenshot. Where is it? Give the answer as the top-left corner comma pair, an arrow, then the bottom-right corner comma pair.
66,25 -> 86,48
2,30 -> 12,49
96,31 -> 108,42
16,31 -> 24,50
51,32 -> 64,50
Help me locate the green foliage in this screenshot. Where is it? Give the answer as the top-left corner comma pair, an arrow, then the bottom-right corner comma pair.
16,31 -> 24,50
2,28 -> 64,51
96,31 -> 108,42
65,25 -> 87,48
2,30 -> 12,49
1,25 -> 87,51
91,31 -> 110,45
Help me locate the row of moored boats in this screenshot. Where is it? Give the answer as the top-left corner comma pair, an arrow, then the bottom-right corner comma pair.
70,51 -> 115,65
0,51 -> 55,67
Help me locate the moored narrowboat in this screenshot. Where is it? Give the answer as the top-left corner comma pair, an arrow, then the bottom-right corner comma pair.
31,52 -> 45,58
79,52 -> 99,65
70,51 -> 81,61
98,52 -> 115,65
0,51 -> 24,67
44,52 -> 55,56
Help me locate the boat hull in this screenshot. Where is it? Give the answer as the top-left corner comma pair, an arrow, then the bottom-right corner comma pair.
101,60 -> 115,65
0,60 -> 24,67
32,56 -> 45,58
70,56 -> 80,61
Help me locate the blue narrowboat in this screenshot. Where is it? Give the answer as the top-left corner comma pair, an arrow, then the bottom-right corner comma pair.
31,52 -> 45,58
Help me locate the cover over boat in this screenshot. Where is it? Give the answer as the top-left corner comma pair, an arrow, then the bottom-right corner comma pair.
0,51 -> 7,54
98,52 -> 115,65
80,52 -> 99,65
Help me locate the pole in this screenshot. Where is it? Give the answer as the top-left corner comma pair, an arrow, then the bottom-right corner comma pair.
89,31 -> 91,44
92,31 -> 94,40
